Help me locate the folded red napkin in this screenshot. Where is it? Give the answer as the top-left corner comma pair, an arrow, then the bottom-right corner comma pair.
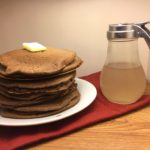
0,72 -> 150,150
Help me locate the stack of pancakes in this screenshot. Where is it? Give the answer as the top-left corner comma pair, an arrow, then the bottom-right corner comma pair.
0,48 -> 82,119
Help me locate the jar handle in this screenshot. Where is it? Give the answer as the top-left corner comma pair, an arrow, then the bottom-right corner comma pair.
133,21 -> 150,49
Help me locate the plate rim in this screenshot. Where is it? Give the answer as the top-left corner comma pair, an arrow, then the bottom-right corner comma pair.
0,78 -> 97,127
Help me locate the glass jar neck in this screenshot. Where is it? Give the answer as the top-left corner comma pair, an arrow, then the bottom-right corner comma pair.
108,39 -> 138,51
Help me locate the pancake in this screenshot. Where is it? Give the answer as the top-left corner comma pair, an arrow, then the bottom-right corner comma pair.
0,84 -> 76,107
0,56 -> 82,81
2,79 -> 75,96
0,48 -> 76,77
13,88 -> 79,112
0,71 -> 76,89
0,87 -> 64,101
0,94 -> 58,107
62,56 -> 82,72
0,47 -> 82,119
0,83 -> 73,101
0,94 -> 80,119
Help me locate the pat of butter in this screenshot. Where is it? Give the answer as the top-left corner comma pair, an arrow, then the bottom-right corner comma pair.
23,42 -> 47,52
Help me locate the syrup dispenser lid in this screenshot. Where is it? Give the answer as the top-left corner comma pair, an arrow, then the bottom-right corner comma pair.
107,21 -> 150,49
107,23 -> 138,40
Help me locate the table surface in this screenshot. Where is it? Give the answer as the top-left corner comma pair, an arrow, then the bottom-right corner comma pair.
27,85 -> 150,150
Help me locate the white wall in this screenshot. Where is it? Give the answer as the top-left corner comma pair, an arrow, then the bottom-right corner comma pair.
0,0 -> 150,78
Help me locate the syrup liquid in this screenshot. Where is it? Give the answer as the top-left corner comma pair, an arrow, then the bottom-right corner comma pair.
100,63 -> 146,104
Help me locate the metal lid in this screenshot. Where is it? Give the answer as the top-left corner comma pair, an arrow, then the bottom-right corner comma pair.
107,21 -> 150,49
107,23 -> 138,40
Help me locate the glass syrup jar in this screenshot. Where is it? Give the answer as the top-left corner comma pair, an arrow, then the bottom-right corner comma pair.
100,22 -> 150,104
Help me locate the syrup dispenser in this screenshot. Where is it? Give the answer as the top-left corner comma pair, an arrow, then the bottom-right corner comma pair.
100,22 -> 150,104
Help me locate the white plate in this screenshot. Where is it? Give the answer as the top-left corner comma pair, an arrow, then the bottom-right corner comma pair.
0,78 -> 97,126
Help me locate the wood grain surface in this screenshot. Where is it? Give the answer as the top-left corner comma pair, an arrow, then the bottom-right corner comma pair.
27,84 -> 150,150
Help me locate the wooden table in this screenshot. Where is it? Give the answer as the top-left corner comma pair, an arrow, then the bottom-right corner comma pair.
27,85 -> 150,150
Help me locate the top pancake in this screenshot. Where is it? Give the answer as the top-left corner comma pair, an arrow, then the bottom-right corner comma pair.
0,48 -> 76,78
0,56 -> 82,80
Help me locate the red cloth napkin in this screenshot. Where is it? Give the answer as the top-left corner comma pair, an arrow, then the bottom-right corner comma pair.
0,72 -> 150,150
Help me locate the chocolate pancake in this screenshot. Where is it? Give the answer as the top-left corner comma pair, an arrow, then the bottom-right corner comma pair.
0,93 -> 80,119
0,84 -> 76,107
0,83 -> 75,101
0,47 -> 82,119
0,56 -> 82,81
0,71 -> 76,89
0,94 -> 58,107
0,48 -> 76,77
12,88 -> 79,112
62,56 -> 82,72
2,80 -> 75,96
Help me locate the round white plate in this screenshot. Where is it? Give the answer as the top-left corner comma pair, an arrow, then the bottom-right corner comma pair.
0,78 -> 97,126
